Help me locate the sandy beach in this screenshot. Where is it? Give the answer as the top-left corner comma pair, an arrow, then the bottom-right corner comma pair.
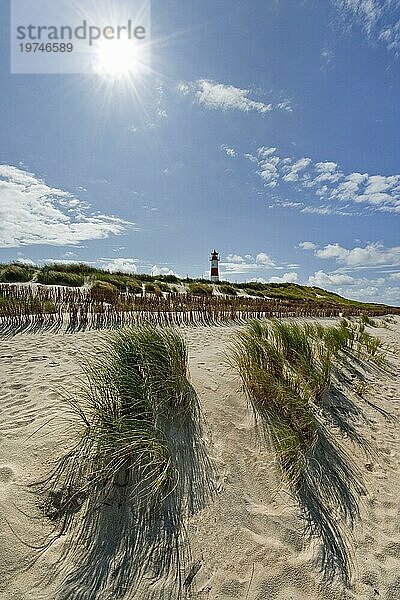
0,319 -> 399,600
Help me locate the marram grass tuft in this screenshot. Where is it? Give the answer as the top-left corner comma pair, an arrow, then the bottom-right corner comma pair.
230,318 -> 387,586
39,325 -> 215,600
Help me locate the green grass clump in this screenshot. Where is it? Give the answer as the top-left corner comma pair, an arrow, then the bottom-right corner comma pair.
145,282 -> 162,295
45,325 -> 195,511
321,319 -> 386,367
41,325 -> 214,599
157,274 -> 178,283
155,281 -> 171,293
360,314 -> 378,327
126,279 -> 142,294
37,270 -> 84,287
244,288 -> 264,297
188,283 -> 212,295
90,281 -> 119,303
42,263 -> 99,275
93,273 -> 142,294
230,321 -> 323,482
0,264 -> 34,283
230,318 -> 388,585
94,272 -> 130,291
218,284 -> 237,296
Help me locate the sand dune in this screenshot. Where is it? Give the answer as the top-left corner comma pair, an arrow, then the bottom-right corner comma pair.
0,319 -> 399,599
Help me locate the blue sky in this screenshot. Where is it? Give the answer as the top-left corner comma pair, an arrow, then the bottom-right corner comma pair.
0,0 -> 399,304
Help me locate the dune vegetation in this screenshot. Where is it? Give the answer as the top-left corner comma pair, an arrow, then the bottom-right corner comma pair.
38,324 -> 215,599
230,317 -> 389,585
36,269 -> 84,287
0,262 -> 398,336
0,264 -> 35,283
0,261 -> 397,307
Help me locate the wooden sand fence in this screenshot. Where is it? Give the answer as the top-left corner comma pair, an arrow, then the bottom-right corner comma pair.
0,284 -> 397,337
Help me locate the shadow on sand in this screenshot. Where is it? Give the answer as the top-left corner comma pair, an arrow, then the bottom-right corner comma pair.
297,370 -> 393,586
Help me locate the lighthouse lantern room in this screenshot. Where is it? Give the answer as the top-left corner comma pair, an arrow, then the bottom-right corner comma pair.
210,250 -> 220,282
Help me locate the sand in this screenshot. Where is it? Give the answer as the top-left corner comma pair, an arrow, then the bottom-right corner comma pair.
0,318 -> 399,599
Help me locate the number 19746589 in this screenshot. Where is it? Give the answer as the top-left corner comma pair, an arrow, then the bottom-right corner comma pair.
19,43 -> 73,52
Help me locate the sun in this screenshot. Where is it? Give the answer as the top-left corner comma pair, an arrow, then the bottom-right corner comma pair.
93,38 -> 146,78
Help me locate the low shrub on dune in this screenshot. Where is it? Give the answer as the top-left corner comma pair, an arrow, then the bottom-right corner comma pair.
0,264 -> 34,283
125,279 -> 142,294
187,283 -> 212,295
218,284 -> 237,296
144,282 -> 162,295
37,270 -> 84,287
89,280 -> 119,303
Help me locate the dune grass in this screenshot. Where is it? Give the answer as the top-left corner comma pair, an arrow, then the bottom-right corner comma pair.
218,284 -> 237,296
144,282 -> 162,295
187,282 -> 213,295
230,318 -> 387,585
40,325 -> 215,600
36,270 -> 84,287
0,264 -> 35,283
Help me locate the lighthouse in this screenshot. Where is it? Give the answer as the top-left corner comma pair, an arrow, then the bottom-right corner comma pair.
210,250 -> 220,282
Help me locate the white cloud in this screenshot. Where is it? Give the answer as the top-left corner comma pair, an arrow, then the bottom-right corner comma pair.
380,19 -> 400,54
307,268 -> 400,305
226,254 -> 246,263
0,165 -> 132,247
315,243 -> 350,261
299,241 -> 317,250
321,48 -> 334,67
256,252 -> 275,267
249,147 -> 400,214
248,277 -> 268,284
335,284 -> 400,305
220,251 -> 276,275
103,258 -> 138,274
305,242 -> 400,303
335,0 -> 382,34
220,262 -> 259,274
178,80 -> 292,114
276,100 -> 293,112
308,270 -> 358,287
296,239 -> 400,303
150,265 -> 180,277
257,147 -> 281,188
283,157 -> 312,182
333,1 -> 400,55
221,145 -> 237,158
301,206 -> 353,216
258,147 -> 278,158
15,256 -> 35,266
270,199 -> 305,210
315,242 -> 400,267
269,272 -> 298,283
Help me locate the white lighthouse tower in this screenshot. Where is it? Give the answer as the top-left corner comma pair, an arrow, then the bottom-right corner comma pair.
210,250 -> 220,282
